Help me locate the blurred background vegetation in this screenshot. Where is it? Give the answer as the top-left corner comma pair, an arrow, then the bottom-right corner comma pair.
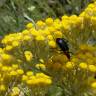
0,0 -> 94,36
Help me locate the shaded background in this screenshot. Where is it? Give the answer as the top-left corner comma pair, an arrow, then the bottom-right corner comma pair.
0,0 -> 94,36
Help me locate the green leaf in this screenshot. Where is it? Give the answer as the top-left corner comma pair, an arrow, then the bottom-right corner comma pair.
46,86 -> 64,96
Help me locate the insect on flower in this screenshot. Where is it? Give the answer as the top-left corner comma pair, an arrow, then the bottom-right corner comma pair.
56,38 -> 70,59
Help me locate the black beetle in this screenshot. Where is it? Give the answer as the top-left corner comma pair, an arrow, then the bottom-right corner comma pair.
56,38 -> 70,59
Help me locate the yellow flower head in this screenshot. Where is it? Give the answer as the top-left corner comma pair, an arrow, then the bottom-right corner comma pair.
35,63 -> 46,70
24,51 -> 33,61
11,87 -> 20,96
45,18 -> 53,25
1,53 -> 11,61
22,29 -> 29,35
0,48 -> 3,53
30,28 -> 39,36
65,62 -> 74,69
91,82 -> 96,89
8,67 -> 12,71
48,40 -> 56,48
36,20 -> 45,27
26,22 -> 33,29
36,73 -> 50,79
26,71 -> 33,76
62,15 -> 69,20
44,79 -> 52,85
2,66 -> 8,72
17,69 -> 24,75
5,45 -> 13,51
47,35 -> 53,40
88,4 -> 95,8
54,31 -> 63,38
26,79 -> 38,85
10,71 -> 17,76
22,75 -> 28,81
12,64 -> 19,69
36,35 -> 45,41
39,58 -> 44,63
0,84 -> 6,91
12,41 -> 19,47
44,29 -> 50,35
23,35 -> 31,41
79,62 -> 88,69
48,26 -> 56,32
88,65 -> 96,72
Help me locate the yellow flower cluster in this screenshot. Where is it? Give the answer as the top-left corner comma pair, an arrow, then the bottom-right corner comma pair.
10,87 -> 20,96
2,2 -> 96,52
1,2 -> 96,54
0,1 -> 96,96
22,72 -> 52,85
35,63 -> 46,70
0,62 -> 24,92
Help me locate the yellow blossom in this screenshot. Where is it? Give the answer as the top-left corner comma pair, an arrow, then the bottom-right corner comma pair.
17,69 -> 24,75
61,21 -> 70,30
12,64 -> 19,69
54,31 -> 63,38
11,87 -> 20,96
44,29 -> 50,35
12,41 -> 19,47
45,18 -> 53,25
91,82 -> 96,89
10,71 -> 17,76
5,45 -> 13,51
26,22 -> 33,29
36,20 -> 45,27
30,28 -> 39,36
88,4 -> 95,8
79,62 -> 88,69
48,40 -> 56,48
35,63 -> 46,70
0,78 -> 4,82
0,84 -> 6,91
23,35 -> 31,41
88,65 -> 96,72
26,79 -> 38,85
47,35 -> 53,40
22,75 -> 28,81
36,35 -> 45,41
0,48 -> 3,53
2,66 -> 8,72
36,73 -> 50,79
39,58 -> 44,63
29,75 -> 36,80
62,15 -> 69,20
24,51 -> 33,61
65,62 -> 74,69
44,79 -> 52,84
48,26 -> 56,32
2,53 -> 11,61
26,71 -> 33,76
37,78 -> 45,83
8,67 -> 12,71
22,29 -> 29,35
53,22 -> 61,30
